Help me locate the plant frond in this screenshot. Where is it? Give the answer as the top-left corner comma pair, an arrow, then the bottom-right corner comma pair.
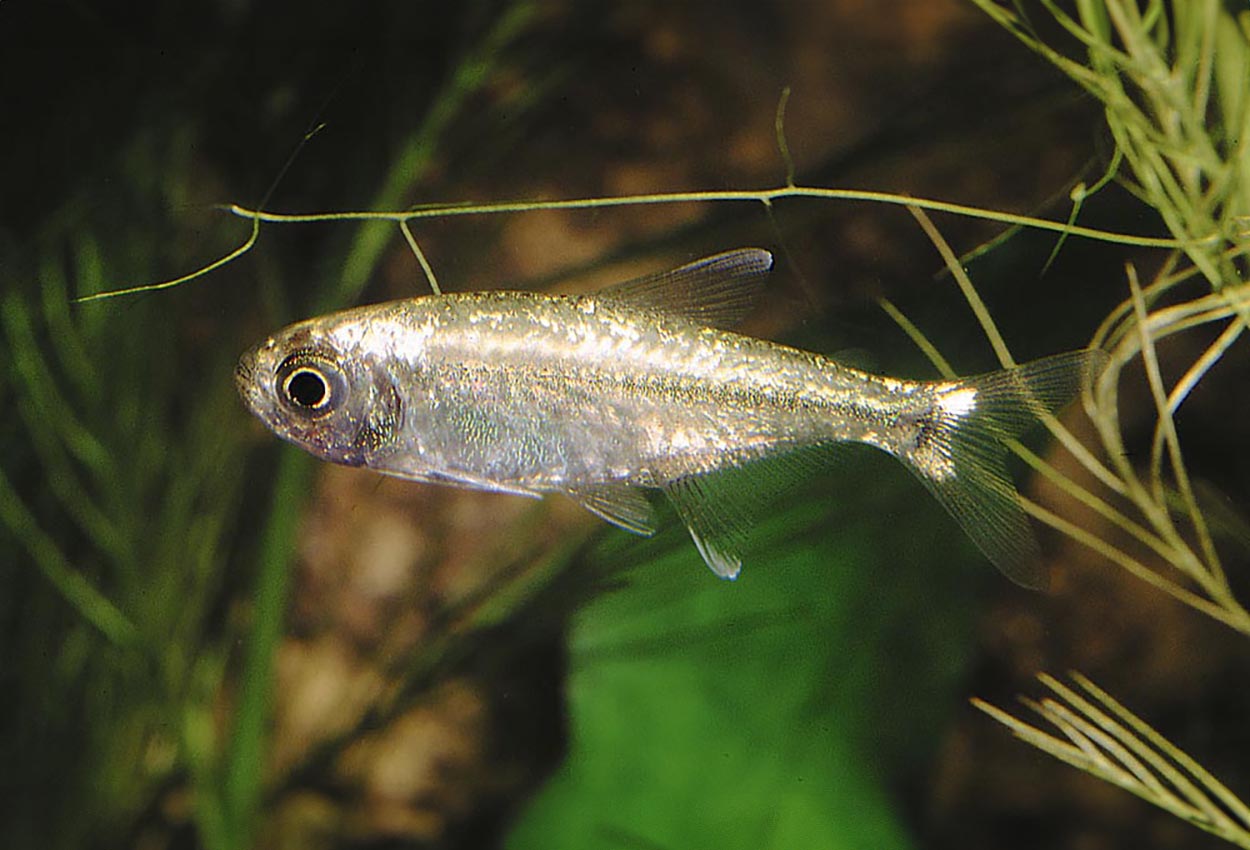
975,674 -> 1250,849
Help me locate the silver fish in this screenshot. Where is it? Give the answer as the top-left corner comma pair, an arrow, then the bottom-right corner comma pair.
236,249 -> 1101,588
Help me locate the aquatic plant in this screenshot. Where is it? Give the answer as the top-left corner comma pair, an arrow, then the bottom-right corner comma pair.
0,4 -> 541,848
975,674 -> 1250,849
964,0 -> 1250,843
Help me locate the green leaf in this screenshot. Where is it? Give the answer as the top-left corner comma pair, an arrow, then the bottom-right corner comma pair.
509,459 -> 982,849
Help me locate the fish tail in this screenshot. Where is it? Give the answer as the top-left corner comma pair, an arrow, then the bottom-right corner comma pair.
899,350 -> 1106,589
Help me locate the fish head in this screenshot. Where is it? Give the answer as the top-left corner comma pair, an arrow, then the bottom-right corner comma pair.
236,316 -> 403,467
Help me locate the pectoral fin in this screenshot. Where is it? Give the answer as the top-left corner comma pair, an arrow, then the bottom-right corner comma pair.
569,484 -> 658,536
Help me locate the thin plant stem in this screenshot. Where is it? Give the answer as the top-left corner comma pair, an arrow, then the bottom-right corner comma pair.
219,450 -> 312,848
1147,315 -> 1243,587
1126,265 -> 1224,593
877,297 -> 956,379
399,220 -> 441,296
1020,497 -> 1250,634
1011,440 -> 1174,565
906,204 -> 1016,367
72,184 -> 1198,303
774,86 -> 797,188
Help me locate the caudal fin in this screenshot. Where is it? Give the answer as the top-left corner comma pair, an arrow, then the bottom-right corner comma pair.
902,350 -> 1106,589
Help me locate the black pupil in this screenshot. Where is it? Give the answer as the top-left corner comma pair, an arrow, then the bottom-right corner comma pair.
287,369 -> 327,407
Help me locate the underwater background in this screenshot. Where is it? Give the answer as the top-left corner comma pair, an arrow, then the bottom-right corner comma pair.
2,1 -> 1248,848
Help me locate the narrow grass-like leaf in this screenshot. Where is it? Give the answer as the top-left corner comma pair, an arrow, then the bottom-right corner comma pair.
1126,265 -> 1224,590
218,450 -> 312,849
977,675 -> 1250,848
0,463 -> 137,646
3,292 -> 114,478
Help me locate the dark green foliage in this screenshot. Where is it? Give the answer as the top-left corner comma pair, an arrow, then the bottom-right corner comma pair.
0,3 -> 565,846
0,181 -> 254,847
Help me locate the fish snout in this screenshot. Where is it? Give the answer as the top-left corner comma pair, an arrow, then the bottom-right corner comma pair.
235,350 -> 257,393
235,348 -> 273,418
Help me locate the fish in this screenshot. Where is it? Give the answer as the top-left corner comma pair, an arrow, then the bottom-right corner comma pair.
236,248 -> 1103,588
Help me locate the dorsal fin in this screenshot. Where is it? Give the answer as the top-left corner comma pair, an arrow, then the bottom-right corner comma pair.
598,248 -> 774,330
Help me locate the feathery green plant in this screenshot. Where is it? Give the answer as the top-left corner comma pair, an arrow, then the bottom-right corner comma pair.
975,674 -> 1250,849
1,4 -> 541,848
971,0 -> 1249,289
895,199 -> 1250,844
855,0 -> 1250,635
954,2 -> 1250,845
1,216 -> 250,849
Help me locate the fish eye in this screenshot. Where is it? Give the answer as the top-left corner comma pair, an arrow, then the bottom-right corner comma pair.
276,355 -> 346,415
285,368 -> 329,408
